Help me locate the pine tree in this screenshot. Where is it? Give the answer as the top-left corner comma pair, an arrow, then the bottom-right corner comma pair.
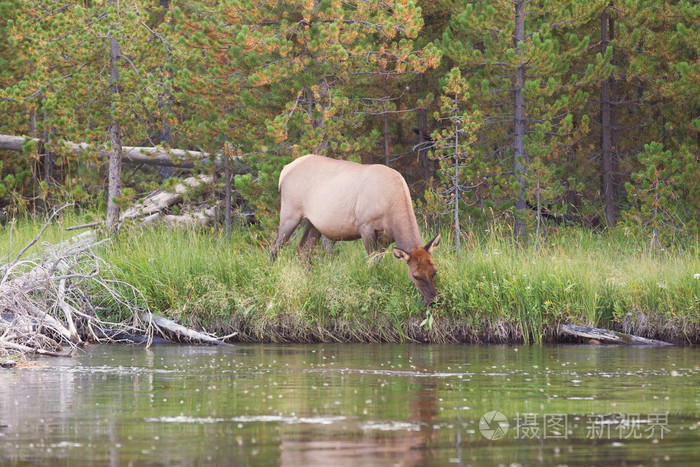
625,142 -> 697,249
576,0 -> 699,229
441,0 -> 599,238
0,1 -> 173,216
0,1 -> 56,213
430,67 -> 482,253
209,0 -> 440,226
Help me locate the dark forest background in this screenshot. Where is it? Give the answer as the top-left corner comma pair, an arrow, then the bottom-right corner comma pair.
1,0 -> 697,246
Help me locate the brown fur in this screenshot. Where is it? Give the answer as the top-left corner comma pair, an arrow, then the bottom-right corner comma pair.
271,154 -> 440,304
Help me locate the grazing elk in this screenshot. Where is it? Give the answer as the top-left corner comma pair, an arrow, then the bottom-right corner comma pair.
271,155 -> 441,305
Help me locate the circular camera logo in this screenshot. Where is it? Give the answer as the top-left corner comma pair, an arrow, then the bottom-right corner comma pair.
479,411 -> 510,440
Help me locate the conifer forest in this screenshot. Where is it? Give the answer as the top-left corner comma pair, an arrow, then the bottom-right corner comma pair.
0,0 -> 698,244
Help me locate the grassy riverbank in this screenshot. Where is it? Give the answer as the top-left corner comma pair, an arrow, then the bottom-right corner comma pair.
98,224 -> 700,344
3,217 -> 699,344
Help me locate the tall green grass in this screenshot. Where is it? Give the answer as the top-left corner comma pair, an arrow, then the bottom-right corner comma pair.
0,209 -> 101,262
96,223 -> 700,343
2,214 -> 698,343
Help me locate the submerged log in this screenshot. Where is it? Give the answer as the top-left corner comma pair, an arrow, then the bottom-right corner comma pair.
144,312 -> 235,346
94,329 -> 168,345
561,324 -> 672,346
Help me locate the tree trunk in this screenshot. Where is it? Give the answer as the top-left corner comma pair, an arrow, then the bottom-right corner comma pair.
157,0 -> 175,181
107,125 -> 123,232
601,4 -> 618,228
513,0 -> 528,238
416,107 -> 431,178
106,7 -> 122,232
383,75 -> 391,166
453,98 -> 461,253
42,112 -> 54,195
315,77 -> 329,152
224,144 -> 232,240
29,103 -> 44,214
28,99 -> 53,215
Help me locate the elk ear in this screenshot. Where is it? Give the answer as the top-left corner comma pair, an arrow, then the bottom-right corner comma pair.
392,247 -> 410,262
425,232 -> 441,254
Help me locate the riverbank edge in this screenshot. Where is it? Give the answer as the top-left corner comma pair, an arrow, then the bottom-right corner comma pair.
176,312 -> 698,345
97,226 -> 699,347
4,218 -> 698,350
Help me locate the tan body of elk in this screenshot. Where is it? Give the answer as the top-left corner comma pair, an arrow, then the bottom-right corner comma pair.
270,154 -> 441,305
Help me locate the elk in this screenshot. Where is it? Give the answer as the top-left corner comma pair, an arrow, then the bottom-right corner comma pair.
270,155 -> 441,305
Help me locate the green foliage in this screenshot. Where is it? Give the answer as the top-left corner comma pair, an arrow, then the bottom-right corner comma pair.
624,142 -> 698,246
438,0 -> 601,234
234,154 -> 290,230
430,67 -> 485,250
0,0 -> 697,247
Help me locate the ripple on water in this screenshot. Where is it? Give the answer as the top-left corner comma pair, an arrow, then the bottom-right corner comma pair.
360,421 -> 423,432
145,415 -> 347,425
63,365 -> 181,375
304,368 -> 471,379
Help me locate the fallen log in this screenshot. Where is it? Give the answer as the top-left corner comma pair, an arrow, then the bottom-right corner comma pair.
144,312 -> 235,346
0,134 -> 248,171
560,324 -> 672,346
120,174 -> 214,220
161,207 -> 218,227
65,175 -> 219,230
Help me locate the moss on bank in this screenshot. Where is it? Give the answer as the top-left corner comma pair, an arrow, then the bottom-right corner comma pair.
96,225 -> 700,345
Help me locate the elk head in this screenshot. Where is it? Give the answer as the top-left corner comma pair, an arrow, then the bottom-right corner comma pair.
392,233 -> 441,305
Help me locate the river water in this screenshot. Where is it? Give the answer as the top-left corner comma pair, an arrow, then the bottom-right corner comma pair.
1,343 -> 699,465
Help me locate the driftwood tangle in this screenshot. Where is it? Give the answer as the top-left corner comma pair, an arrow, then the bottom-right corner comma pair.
1,205 -> 234,361
0,217 -> 146,359
561,323 -> 672,346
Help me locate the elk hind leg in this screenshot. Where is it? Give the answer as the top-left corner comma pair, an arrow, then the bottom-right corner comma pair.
360,228 -> 381,261
298,220 -> 322,261
270,212 -> 303,261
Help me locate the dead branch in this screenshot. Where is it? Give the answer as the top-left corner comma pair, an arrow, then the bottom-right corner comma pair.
560,323 -> 671,346
1,204 -> 70,285
1,341 -> 72,358
65,221 -> 103,232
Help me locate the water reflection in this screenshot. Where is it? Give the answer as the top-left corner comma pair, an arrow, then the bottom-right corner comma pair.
0,344 -> 699,465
